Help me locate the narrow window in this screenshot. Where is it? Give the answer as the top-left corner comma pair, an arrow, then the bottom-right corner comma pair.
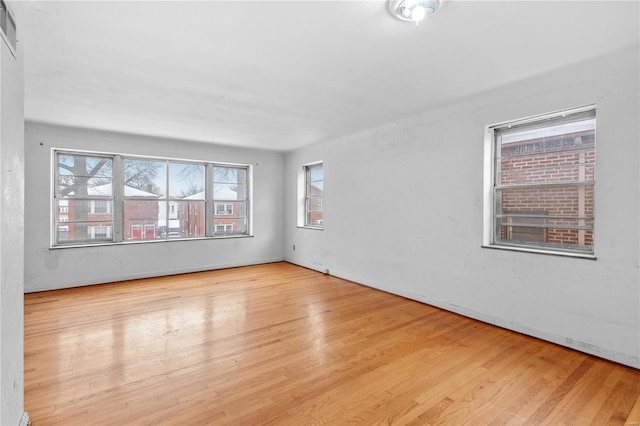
304,163 -> 323,228
123,158 -> 166,240
212,166 -> 249,235
168,162 -> 205,238
486,106 -> 596,256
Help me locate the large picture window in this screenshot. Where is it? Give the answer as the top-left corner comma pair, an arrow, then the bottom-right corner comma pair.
53,150 -> 251,246
485,106 -> 596,256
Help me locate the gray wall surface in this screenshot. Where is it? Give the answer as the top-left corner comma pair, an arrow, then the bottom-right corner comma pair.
25,122 -> 285,292
284,46 -> 640,368
0,1 -> 26,424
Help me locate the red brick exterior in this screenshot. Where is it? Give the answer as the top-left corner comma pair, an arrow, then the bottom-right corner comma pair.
307,186 -> 323,226
177,201 -> 206,237
499,130 -> 595,248
124,201 -> 160,240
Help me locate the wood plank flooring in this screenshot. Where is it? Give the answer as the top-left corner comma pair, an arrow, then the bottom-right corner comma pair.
24,262 -> 640,425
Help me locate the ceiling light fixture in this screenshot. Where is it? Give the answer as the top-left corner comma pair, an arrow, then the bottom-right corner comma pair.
388,0 -> 441,26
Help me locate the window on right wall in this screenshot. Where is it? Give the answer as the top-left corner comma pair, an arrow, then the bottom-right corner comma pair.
485,106 -> 596,257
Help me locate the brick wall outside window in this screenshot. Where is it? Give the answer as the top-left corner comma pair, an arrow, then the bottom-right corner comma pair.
498,130 -> 595,248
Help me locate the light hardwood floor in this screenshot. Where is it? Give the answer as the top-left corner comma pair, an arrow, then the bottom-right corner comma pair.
25,262 -> 640,425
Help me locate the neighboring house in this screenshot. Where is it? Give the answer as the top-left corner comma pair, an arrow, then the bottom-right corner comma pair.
178,193 -> 206,238
58,184 -> 159,242
157,200 -> 183,237
58,183 -> 247,242
183,186 -> 245,235
122,185 -> 161,240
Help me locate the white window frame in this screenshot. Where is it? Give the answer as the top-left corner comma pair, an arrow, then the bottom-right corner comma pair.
53,151 -> 116,246
212,165 -> 251,236
52,149 -> 253,248
483,105 -> 596,258
298,161 -> 323,230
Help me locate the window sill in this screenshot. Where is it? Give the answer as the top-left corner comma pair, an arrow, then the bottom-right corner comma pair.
481,244 -> 596,260
50,234 -> 254,249
297,225 -> 323,231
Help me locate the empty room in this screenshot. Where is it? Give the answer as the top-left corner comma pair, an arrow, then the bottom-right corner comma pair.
0,0 -> 638,425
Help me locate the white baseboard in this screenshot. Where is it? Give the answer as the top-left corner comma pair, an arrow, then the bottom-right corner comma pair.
393,286 -> 640,369
25,258 -> 286,293
285,260 -> 640,369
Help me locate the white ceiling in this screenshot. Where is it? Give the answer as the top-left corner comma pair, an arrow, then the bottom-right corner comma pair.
20,1 -> 639,151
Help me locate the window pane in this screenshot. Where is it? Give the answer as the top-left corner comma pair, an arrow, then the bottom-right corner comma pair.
213,201 -> 247,234
169,163 -> 205,199
174,200 -> 206,237
56,199 -> 112,220
214,167 -> 247,201
306,197 -> 323,226
55,199 -> 114,227
151,200 -> 206,239
214,167 -> 246,184
56,221 -> 114,243
124,159 -> 166,197
212,166 -> 249,235
213,201 -> 246,219
304,163 -> 323,227
57,154 -> 113,198
124,200 -> 160,240
214,183 -> 245,200
498,186 -> 593,223
499,123 -> 595,187
309,166 -> 323,187
492,108 -> 595,254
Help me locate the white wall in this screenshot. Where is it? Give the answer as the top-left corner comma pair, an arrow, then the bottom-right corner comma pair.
0,2 -> 26,424
284,46 -> 640,368
25,122 -> 285,292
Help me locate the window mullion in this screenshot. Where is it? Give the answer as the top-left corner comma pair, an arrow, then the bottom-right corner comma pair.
206,163 -> 213,237
113,155 -> 124,242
